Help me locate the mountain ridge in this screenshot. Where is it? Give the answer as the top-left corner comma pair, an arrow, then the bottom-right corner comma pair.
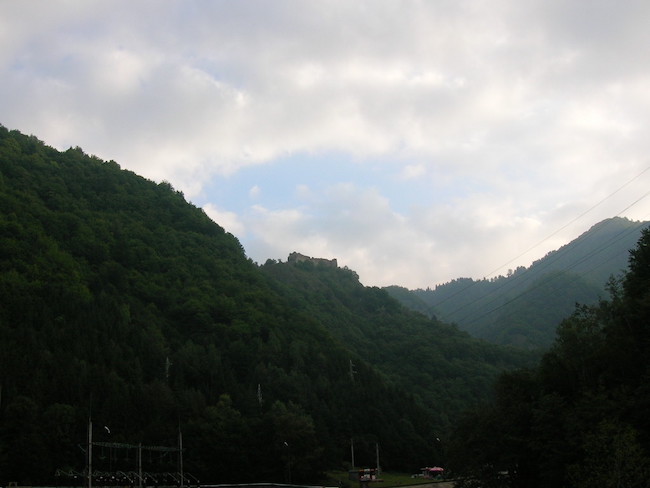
387,216 -> 649,349
0,125 -> 534,484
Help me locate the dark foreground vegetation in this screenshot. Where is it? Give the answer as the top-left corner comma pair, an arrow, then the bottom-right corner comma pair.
0,126 -> 532,485
1,125 -> 649,488
446,226 -> 650,487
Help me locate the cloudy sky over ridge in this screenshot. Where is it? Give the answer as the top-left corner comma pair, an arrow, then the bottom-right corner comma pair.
2,0 -> 650,288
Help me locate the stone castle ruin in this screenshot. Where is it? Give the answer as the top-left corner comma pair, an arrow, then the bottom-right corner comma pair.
287,252 -> 338,268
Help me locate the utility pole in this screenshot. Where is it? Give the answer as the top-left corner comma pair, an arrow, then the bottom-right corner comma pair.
349,360 -> 357,382
87,418 -> 92,488
165,357 -> 172,383
138,443 -> 142,488
376,443 -> 381,476
179,427 -> 184,488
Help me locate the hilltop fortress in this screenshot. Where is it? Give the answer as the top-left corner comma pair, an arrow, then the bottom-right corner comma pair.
288,251 -> 338,268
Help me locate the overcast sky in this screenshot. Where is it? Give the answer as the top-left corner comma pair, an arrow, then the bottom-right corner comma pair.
2,1 -> 650,289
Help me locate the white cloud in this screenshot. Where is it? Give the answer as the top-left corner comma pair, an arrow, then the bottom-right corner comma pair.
241,182 -> 545,287
203,203 -> 246,237
400,164 -> 427,180
2,0 -> 650,287
249,185 -> 262,199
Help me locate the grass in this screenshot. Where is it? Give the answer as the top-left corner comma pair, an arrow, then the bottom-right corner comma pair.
325,470 -> 441,488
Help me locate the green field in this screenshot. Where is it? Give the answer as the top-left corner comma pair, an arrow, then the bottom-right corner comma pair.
325,471 -> 443,488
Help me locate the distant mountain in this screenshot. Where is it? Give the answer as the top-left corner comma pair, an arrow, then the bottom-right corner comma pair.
445,227 -> 650,488
0,126 -> 535,485
387,217 -> 649,349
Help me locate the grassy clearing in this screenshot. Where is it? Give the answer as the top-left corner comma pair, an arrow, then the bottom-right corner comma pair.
325,471 -> 441,488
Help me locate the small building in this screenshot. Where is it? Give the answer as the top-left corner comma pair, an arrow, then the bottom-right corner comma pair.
420,466 -> 444,479
349,468 -> 379,482
349,468 -> 382,488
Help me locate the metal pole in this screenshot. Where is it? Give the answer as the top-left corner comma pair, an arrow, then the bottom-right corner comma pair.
351,438 -> 355,468
88,419 -> 92,488
179,428 -> 184,488
138,443 -> 142,488
376,443 -> 380,476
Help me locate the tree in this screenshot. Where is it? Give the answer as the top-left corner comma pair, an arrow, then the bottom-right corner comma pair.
186,394 -> 251,482
568,420 -> 650,488
268,400 -> 323,483
0,396 -> 47,484
624,227 -> 650,301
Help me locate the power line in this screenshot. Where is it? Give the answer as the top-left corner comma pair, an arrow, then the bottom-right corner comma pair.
422,165 -> 650,316
458,219 -> 649,328
450,207 -> 650,330
449,212 -> 649,323
483,165 -> 650,280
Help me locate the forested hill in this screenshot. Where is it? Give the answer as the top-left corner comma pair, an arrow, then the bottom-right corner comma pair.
0,126 -> 423,483
445,228 -> 650,487
387,217 -> 649,349
260,259 -> 534,430
0,126 -> 534,485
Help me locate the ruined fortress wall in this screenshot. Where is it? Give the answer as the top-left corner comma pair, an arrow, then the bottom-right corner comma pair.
288,252 -> 338,268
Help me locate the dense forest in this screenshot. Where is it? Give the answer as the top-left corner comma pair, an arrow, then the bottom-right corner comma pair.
4,124 -> 649,488
259,260 -> 533,431
387,217 -> 648,349
0,126 -> 534,485
446,225 -> 650,487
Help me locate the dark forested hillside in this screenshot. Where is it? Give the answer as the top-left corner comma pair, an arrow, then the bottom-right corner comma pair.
260,259 -> 534,430
0,126 -> 416,484
388,217 -> 649,349
0,126 -> 534,485
446,228 -> 650,488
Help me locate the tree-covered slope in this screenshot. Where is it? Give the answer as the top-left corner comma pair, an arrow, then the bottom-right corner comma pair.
388,217 -> 648,349
260,259 -> 535,430
447,228 -> 650,488
0,126 -> 436,484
